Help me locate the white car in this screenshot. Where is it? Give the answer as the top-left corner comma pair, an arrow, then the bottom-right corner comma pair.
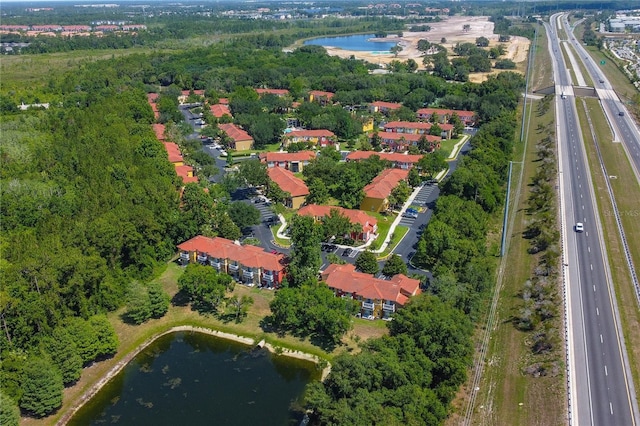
575,222 -> 584,233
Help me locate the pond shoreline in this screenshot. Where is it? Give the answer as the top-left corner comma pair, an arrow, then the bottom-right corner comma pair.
55,326 -> 330,426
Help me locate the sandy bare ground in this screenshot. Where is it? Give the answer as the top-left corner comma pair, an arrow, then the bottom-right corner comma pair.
322,16 -> 530,82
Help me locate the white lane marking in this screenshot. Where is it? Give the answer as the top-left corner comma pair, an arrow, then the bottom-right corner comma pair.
593,285 -> 596,292
590,264 -> 593,270
600,334 -> 603,343
610,402 -> 613,415
588,246 -> 591,253
597,307 -> 600,315
605,365 -> 608,376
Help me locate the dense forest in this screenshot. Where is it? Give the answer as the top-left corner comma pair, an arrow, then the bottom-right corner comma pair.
1,20 -> 524,421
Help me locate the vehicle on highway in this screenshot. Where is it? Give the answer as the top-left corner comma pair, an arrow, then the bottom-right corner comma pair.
618,111 -> 625,116
575,222 -> 584,233
561,93 -> 566,99
599,79 -> 604,83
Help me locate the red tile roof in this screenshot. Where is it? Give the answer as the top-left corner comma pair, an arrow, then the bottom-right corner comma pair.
309,90 -> 335,99
255,88 -> 290,96
163,142 -> 183,163
267,167 -> 309,197
259,151 -> 316,163
322,263 -> 420,306
284,129 -> 335,138
147,93 -> 158,103
153,123 -> 166,140
384,121 -> 431,131
298,204 -> 377,234
346,151 -> 422,164
371,101 -> 402,110
210,104 -> 232,118
177,235 -> 285,272
374,132 -> 441,143
363,168 -> 409,200
219,123 -> 253,143
219,98 -> 229,105
175,165 -> 197,184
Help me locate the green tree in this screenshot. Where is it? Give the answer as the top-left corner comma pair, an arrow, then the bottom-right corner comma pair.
44,328 -> 83,385
382,254 -> 408,276
125,281 -> 152,324
238,159 -> 268,187
0,390 -> 20,426
321,209 -> 356,242
19,357 -> 63,417
418,151 -> 447,177
65,317 -> 98,364
148,282 -> 170,318
178,263 -> 233,312
475,36 -> 489,47
355,250 -> 379,275
288,216 -> 323,286
89,315 -> 118,360
307,178 -> 330,205
449,112 -> 464,136
408,167 -> 421,187
388,180 -> 412,209
429,123 -> 443,137
226,295 -> 254,323
228,201 -> 261,230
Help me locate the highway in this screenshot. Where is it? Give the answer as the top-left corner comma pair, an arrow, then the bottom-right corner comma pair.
563,16 -> 640,182
548,13 -> 639,426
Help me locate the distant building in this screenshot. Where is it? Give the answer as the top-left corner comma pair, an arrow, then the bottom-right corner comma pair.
383,120 -> 453,139
416,108 -> 476,126
210,103 -> 232,119
308,90 -> 335,105
163,142 -> 184,166
259,151 -> 316,173
219,123 -> 254,151
255,88 -> 290,97
370,131 -> 441,152
346,151 -> 423,170
282,129 -> 336,147
369,101 -> 402,114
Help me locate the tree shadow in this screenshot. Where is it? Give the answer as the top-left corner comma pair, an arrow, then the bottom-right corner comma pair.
171,290 -> 190,307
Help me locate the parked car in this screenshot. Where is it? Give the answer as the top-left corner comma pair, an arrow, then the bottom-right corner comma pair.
342,248 -> 352,257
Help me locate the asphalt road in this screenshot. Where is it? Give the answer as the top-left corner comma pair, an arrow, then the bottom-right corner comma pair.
549,14 -> 638,426
562,18 -> 640,182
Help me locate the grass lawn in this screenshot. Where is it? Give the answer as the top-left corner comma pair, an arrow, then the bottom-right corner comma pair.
376,225 -> 409,259
440,137 -> 463,158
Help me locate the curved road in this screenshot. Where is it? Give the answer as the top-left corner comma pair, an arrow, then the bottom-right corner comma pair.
548,13 -> 639,426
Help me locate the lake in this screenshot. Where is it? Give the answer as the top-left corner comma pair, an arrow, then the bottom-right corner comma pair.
304,34 -> 397,53
68,332 -> 320,426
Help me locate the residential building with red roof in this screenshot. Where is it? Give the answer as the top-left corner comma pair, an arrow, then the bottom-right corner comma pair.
267,167 -> 309,209
298,204 -> 378,242
175,165 -> 199,184
369,101 -> 402,114
147,93 -> 159,119
95,25 -> 119,32
360,168 -> 409,212
370,131 -> 441,152
308,90 -> 335,105
218,98 -> 229,105
152,123 -> 166,141
179,90 -> 205,104
255,88 -> 290,97
321,263 -> 421,319
416,108 -> 476,126
163,142 -> 184,166
62,25 -> 92,32
259,151 -> 316,173
383,121 -> 454,139
210,103 -> 232,119
177,236 -> 286,287
282,129 -> 336,148
218,123 -> 254,151
346,151 -> 422,170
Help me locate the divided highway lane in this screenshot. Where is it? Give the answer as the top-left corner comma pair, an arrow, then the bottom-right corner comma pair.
563,16 -> 640,181
549,14 -> 638,426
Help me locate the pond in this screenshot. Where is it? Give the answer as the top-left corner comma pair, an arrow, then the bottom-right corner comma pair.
68,332 -> 320,426
304,34 -> 397,53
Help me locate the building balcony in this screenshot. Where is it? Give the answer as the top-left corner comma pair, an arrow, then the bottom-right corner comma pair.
179,252 -> 190,261
209,260 -> 221,270
229,264 -> 239,272
362,301 -> 375,310
382,303 -> 395,312
196,254 -> 208,263
242,269 -> 254,278
341,294 -> 353,299
263,273 -> 274,282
